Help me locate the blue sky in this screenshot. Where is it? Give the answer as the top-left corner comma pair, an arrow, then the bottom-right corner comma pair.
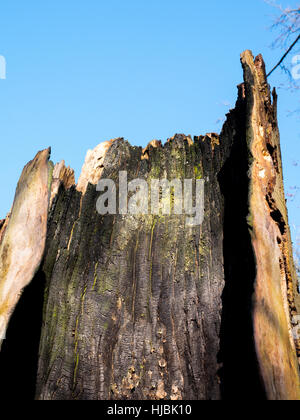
0,0 -> 299,245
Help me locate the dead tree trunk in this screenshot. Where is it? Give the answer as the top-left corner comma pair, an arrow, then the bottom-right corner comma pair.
0,51 -> 299,400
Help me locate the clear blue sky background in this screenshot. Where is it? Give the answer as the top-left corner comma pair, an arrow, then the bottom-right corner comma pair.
0,0 -> 299,246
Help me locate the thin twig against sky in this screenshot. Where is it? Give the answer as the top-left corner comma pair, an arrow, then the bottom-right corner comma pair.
267,34 -> 300,77
265,1 -> 300,76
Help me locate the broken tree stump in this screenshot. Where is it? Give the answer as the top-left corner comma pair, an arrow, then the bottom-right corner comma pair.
0,51 -> 299,400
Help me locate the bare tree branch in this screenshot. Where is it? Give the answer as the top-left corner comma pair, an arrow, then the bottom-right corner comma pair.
265,2 -> 300,87
267,33 -> 300,77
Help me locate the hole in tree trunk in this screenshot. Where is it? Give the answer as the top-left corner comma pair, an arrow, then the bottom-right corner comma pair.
0,269 -> 46,401
217,102 -> 267,400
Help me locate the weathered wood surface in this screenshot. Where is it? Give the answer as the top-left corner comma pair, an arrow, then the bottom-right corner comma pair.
241,50 -> 300,400
0,149 -> 50,344
36,134 -> 228,400
0,50 -> 299,400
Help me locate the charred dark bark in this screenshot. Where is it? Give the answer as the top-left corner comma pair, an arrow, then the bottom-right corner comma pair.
35,137 -> 228,400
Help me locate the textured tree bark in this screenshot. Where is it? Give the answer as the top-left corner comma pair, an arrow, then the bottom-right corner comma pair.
0,50 -> 299,400
36,133 -> 228,400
